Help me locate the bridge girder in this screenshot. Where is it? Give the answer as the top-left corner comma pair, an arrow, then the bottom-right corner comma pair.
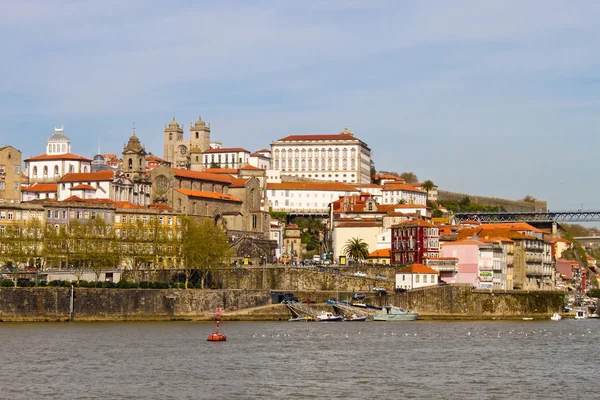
455,211 -> 600,223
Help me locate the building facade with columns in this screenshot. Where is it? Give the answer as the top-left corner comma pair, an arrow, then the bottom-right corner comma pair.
270,127 -> 371,184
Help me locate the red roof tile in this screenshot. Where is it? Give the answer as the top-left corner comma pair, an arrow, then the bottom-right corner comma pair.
368,249 -> 391,257
203,147 -> 250,154
70,184 -> 96,191
58,170 -> 115,183
170,168 -> 233,184
397,264 -> 439,274
25,153 -> 92,162
277,133 -> 359,142
175,189 -> 242,202
22,183 -> 58,193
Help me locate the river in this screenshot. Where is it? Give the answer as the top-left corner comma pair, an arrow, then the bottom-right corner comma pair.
0,319 -> 597,399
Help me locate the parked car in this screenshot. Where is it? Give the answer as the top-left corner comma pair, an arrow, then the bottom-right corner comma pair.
323,260 -> 331,266
303,259 -> 313,266
438,280 -> 447,286
354,271 -> 367,277
375,274 -> 388,280
352,293 -> 366,300
373,287 -> 387,295
395,287 -> 407,293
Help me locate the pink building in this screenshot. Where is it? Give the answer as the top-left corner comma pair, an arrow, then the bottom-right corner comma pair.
441,239 -> 482,287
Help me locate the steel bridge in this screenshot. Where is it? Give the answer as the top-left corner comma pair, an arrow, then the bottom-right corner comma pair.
455,211 -> 600,223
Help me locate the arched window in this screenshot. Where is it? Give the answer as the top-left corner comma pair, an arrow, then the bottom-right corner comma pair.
169,133 -> 172,140
69,165 -> 74,173
128,158 -> 133,169
139,158 -> 143,167
84,166 -> 88,172
47,145 -> 51,154
54,166 -> 59,176
62,144 -> 66,152
195,132 -> 199,139
43,166 -> 48,176
33,166 -> 38,177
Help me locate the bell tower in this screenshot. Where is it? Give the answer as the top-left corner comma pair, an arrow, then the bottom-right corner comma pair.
189,116 -> 210,153
163,117 -> 184,165
122,129 -> 147,180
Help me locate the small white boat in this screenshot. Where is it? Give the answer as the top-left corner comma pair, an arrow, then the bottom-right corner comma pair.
315,311 -> 343,322
575,309 -> 588,320
550,313 -> 562,321
522,317 -> 533,321
343,313 -> 368,322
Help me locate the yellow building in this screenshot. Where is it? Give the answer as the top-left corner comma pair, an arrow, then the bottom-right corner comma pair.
0,146 -> 23,204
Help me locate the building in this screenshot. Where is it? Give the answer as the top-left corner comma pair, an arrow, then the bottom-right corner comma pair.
395,264 -> 439,290
381,184 -> 427,205
332,220 -> 383,261
163,117 -> 211,169
270,127 -> 372,184
201,147 -> 251,170
367,248 -> 391,264
282,224 -> 301,264
0,146 -> 22,203
391,220 -> 440,265
24,127 -> 92,184
21,183 -> 58,201
267,181 -> 360,215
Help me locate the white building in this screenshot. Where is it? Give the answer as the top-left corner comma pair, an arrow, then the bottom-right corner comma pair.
57,170 -> 115,200
395,264 -> 439,290
202,147 -> 251,169
21,183 -> 58,201
270,127 -> 372,184
267,181 -> 360,214
25,127 -> 92,184
381,184 -> 427,205
248,150 -> 271,170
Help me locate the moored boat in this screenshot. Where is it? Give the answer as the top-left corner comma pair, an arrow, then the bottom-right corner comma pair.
343,313 -> 368,322
315,311 -> 343,322
289,315 -> 315,322
550,312 -> 562,321
373,305 -> 418,321
575,308 -> 588,320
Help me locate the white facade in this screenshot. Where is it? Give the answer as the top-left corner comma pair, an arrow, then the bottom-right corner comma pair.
267,182 -> 360,214
25,127 -> 91,184
381,186 -> 427,205
332,223 -> 383,260
57,171 -> 115,201
376,229 -> 392,250
395,267 -> 439,290
270,127 -> 372,184
202,148 -> 251,169
248,153 -> 271,170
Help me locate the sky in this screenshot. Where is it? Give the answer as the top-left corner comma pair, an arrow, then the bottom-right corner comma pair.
1,0 -> 600,211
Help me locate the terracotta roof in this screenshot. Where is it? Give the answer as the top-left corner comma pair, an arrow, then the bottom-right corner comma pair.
102,153 -> 116,159
397,264 -> 439,274
336,221 -> 381,228
170,168 -> 233,184
202,168 -> 239,175
58,170 -> 115,183
203,147 -> 250,154
381,184 -> 425,193
267,182 -> 359,191
230,178 -> 249,188
461,220 -> 482,225
25,153 -> 92,162
22,183 -> 58,193
368,249 -> 391,257
256,148 -> 270,153
146,154 -> 168,163
239,165 -> 262,170
71,184 -> 96,191
276,133 -> 359,142
354,183 -> 382,188
148,203 -> 172,210
175,189 -> 242,202
392,219 -> 435,228
113,201 -> 147,209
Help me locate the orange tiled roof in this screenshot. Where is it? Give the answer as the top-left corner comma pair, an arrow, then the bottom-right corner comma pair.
230,178 -> 249,188
175,189 -> 242,203
277,133 -> 359,142
202,168 -> 239,175
22,183 -> 58,193
71,184 -> 96,191
170,168 -> 233,184
58,170 -> 115,183
398,264 -> 439,274
25,153 -> 92,162
239,165 -> 262,170
381,184 -> 425,193
336,221 -> 381,228
148,203 -> 172,210
203,147 -> 250,154
368,249 -> 391,257
146,154 -> 168,163
392,219 -> 435,228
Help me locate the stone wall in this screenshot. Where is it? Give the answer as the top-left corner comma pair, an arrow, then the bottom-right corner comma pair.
437,190 -> 547,212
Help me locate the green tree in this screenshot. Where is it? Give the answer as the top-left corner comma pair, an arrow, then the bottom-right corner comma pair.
400,172 -> 418,184
421,180 -> 435,202
343,237 -> 370,261
370,160 -> 377,183
522,195 -> 537,203
179,217 -> 234,289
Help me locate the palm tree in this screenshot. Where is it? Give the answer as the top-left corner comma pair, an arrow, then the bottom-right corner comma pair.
343,237 -> 370,262
421,180 -> 435,202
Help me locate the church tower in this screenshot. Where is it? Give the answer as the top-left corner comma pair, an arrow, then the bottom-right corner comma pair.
163,118 -> 184,165
189,116 -> 211,171
122,130 -> 147,180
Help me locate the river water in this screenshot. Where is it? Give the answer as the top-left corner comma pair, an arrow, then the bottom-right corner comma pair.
0,319 -> 597,399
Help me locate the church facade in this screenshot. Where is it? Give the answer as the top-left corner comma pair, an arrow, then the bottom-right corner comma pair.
163,117 -> 211,169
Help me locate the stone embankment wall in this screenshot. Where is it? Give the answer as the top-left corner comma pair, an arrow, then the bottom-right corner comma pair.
437,190 -> 547,212
0,285 -> 564,321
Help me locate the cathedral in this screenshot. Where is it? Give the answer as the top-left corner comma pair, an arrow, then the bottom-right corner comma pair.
163,116 -> 211,169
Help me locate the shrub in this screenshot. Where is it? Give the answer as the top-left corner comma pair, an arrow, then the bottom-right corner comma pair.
0,279 -> 15,287
116,280 -> 138,289
17,279 -> 35,287
37,280 -> 48,287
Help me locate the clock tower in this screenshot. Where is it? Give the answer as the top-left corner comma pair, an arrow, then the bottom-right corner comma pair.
122,129 -> 147,180
163,115 -> 211,170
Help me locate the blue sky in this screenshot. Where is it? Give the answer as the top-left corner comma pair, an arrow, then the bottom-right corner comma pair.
1,0 -> 600,210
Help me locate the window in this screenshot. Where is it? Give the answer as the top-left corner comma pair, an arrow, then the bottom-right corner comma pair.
7,212 -> 13,220
415,274 -> 420,283
424,275 -> 427,283
168,217 -> 173,225
14,166 -> 19,174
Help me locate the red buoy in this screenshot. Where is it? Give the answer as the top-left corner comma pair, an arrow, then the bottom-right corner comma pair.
207,307 -> 227,342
